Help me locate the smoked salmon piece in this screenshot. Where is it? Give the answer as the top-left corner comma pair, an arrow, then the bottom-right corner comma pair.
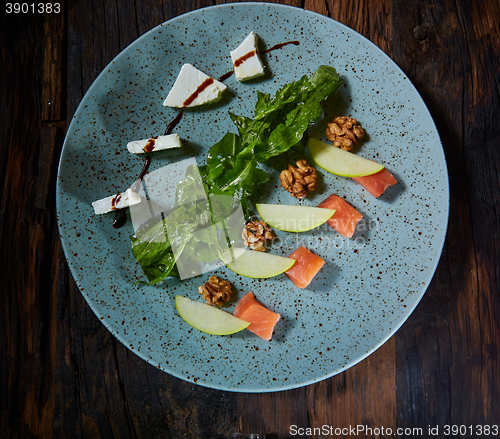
317,194 -> 363,238
285,246 -> 325,288
233,292 -> 280,341
351,168 -> 397,197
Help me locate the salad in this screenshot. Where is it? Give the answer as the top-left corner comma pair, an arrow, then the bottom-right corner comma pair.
91,32 -> 397,340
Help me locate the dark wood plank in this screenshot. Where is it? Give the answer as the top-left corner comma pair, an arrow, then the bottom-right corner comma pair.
53,2 -> 240,438
392,0 -> 500,430
41,9 -> 65,122
238,338 -> 395,438
459,3 -> 500,423
0,11 -> 60,438
304,0 -> 329,16
54,270 -> 238,438
236,0 -> 329,432
329,0 -> 393,54
237,0 -> 398,437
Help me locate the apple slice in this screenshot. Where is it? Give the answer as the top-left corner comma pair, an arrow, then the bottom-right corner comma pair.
256,203 -> 335,233
225,249 -> 295,278
308,137 -> 384,177
175,295 -> 249,335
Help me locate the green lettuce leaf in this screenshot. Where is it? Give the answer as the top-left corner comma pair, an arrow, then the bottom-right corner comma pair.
130,66 -> 342,283
130,217 -> 179,285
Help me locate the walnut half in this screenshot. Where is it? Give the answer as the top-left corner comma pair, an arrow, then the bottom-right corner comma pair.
242,220 -> 275,252
326,116 -> 365,151
280,159 -> 317,199
198,275 -> 233,306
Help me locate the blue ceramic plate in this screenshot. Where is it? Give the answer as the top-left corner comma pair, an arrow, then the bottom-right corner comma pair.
57,3 -> 449,392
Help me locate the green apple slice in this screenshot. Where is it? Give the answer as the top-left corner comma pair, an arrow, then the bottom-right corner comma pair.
225,249 -> 295,278
256,203 -> 335,233
308,137 -> 385,177
175,295 -> 249,335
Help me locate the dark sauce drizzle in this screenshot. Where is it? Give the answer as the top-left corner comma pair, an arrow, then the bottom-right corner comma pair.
113,40 -> 300,231
234,50 -> 257,67
112,209 -> 127,229
143,138 -> 156,153
183,77 -> 214,107
164,110 -> 184,135
218,70 -> 234,82
263,40 -> 300,53
217,40 -> 300,84
111,193 -> 121,208
112,156 -> 152,229
162,40 -> 300,135
132,155 -> 152,192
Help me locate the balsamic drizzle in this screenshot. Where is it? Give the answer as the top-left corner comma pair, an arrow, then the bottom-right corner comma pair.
143,138 -> 156,153
234,49 -> 257,67
263,40 -> 300,53
112,40 -> 300,230
111,193 -> 121,208
132,155 -> 152,193
183,77 -> 215,107
163,40 -> 300,135
218,70 -> 234,82
112,209 -> 127,229
112,156 -> 152,229
217,39 -> 300,85
164,110 -> 184,135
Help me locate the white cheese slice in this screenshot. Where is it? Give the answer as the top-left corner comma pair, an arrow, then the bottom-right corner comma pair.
127,134 -> 182,154
92,188 -> 141,215
163,64 -> 227,108
230,32 -> 265,81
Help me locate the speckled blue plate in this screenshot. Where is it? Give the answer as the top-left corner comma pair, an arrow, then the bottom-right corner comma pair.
57,3 -> 449,392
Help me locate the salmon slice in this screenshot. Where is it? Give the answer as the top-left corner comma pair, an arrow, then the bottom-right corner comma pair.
317,194 -> 363,238
233,292 -> 280,341
285,246 -> 325,288
351,168 -> 397,197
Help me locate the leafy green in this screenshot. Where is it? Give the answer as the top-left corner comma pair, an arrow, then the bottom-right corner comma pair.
130,65 -> 343,283
208,65 -> 342,192
130,217 -> 179,284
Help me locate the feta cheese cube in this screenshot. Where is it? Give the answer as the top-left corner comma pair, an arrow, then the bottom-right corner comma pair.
163,64 -> 227,108
230,32 -> 265,81
127,134 -> 182,154
92,188 -> 142,215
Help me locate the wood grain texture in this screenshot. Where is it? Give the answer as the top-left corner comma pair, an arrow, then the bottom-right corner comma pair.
1,0 -> 498,438
239,0 -> 398,437
0,10 -> 58,438
238,338 -> 395,437
41,10 -> 65,122
391,0 -> 500,431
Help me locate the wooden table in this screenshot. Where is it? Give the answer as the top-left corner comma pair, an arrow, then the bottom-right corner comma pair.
1,0 -> 499,437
